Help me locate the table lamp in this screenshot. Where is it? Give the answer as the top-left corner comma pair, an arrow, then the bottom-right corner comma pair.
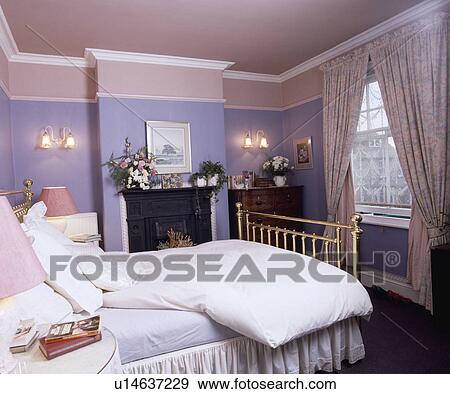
0,196 -> 47,373
39,186 -> 78,232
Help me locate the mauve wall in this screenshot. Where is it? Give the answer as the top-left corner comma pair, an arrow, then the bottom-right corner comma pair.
360,224 -> 408,277
9,100 -> 101,213
98,97 -> 229,251
0,86 -> 14,190
282,98 -> 327,231
224,108 -> 284,176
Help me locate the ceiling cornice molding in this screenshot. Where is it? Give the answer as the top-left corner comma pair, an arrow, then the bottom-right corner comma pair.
1,1 -> 447,79
10,52 -> 89,67
85,48 -> 235,70
223,70 -> 280,83
223,0 -> 448,83
0,5 -> 18,58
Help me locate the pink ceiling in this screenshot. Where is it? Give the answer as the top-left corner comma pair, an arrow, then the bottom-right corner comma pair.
1,0 -> 424,74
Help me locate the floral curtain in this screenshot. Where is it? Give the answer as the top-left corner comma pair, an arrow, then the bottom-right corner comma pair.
320,49 -> 369,247
369,12 -> 449,310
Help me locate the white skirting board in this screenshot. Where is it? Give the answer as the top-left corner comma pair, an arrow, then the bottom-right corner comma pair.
360,270 -> 419,304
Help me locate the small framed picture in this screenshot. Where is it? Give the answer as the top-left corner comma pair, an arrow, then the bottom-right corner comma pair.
293,137 -> 313,170
146,121 -> 192,174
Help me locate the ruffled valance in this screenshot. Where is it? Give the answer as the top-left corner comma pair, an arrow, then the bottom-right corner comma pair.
120,317 -> 364,374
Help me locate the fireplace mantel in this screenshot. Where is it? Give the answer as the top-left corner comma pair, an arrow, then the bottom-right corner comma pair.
121,187 -> 214,252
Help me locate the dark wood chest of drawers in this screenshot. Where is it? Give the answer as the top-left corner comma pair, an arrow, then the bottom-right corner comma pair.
228,186 -> 303,239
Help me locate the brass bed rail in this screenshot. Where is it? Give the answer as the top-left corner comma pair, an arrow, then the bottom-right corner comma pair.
235,202 -> 363,278
0,179 -> 34,222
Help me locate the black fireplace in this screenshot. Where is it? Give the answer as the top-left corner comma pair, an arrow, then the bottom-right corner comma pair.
122,187 -> 213,252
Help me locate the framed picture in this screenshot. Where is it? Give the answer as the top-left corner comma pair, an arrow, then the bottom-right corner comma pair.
293,137 -> 313,169
145,121 -> 192,174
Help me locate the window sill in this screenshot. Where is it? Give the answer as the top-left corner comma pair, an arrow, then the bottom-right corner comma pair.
360,213 -> 410,230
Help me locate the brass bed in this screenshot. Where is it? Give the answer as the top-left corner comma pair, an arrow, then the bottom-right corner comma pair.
0,179 -> 34,222
1,179 -> 363,279
235,202 -> 363,278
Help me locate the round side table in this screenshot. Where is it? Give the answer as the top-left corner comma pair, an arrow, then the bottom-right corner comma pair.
12,327 -> 121,374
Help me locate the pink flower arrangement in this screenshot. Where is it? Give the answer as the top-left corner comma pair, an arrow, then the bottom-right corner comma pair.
103,138 -> 158,190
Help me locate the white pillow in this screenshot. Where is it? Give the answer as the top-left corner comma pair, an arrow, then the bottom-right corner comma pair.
23,202 -> 75,246
14,283 -> 73,324
24,227 -> 103,314
65,244 -> 133,292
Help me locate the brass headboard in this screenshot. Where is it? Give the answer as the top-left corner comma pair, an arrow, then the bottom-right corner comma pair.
0,179 -> 34,222
236,202 -> 363,278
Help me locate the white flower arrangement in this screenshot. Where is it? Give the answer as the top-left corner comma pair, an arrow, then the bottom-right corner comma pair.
262,156 -> 292,176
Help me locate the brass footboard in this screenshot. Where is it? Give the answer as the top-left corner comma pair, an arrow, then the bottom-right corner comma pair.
235,202 -> 363,278
0,179 -> 34,222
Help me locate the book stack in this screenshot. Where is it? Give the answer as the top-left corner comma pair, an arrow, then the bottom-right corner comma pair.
39,316 -> 102,360
10,319 -> 39,353
70,233 -> 102,243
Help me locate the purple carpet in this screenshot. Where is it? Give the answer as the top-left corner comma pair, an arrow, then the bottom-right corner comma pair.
340,288 -> 450,373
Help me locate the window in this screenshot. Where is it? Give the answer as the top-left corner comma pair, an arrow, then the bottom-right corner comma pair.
351,77 -> 411,228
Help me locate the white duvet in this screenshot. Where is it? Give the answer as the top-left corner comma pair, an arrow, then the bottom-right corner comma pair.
100,240 -> 372,348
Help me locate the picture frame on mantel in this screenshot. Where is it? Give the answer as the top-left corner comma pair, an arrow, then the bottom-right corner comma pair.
293,136 -> 313,170
145,121 -> 192,174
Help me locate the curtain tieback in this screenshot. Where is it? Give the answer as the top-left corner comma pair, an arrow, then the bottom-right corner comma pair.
426,225 -> 450,242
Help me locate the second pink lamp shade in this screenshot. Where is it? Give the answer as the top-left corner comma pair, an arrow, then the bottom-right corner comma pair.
39,186 -> 78,217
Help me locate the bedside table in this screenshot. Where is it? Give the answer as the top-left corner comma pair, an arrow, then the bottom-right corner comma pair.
12,328 -> 121,374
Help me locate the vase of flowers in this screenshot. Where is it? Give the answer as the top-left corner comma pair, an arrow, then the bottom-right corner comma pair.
262,156 -> 292,187
103,138 -> 158,191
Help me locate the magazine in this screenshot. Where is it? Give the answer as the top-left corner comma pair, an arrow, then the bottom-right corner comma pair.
44,316 -> 101,343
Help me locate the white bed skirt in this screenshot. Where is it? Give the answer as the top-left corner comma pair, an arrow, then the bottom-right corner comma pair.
121,317 -> 364,374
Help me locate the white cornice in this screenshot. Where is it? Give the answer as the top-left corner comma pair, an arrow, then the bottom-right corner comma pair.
1,1 -> 447,81
85,48 -> 235,70
223,70 -> 280,83
0,6 -> 18,58
9,52 -> 89,67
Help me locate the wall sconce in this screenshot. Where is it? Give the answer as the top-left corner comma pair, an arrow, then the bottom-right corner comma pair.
256,130 -> 269,149
40,126 -> 76,149
242,131 -> 253,148
242,130 -> 269,149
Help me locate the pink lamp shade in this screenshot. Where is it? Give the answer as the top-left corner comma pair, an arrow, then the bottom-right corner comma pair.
39,186 -> 78,217
0,197 -> 47,299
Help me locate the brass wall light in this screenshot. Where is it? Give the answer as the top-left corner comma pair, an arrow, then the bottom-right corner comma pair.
40,126 -> 76,149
